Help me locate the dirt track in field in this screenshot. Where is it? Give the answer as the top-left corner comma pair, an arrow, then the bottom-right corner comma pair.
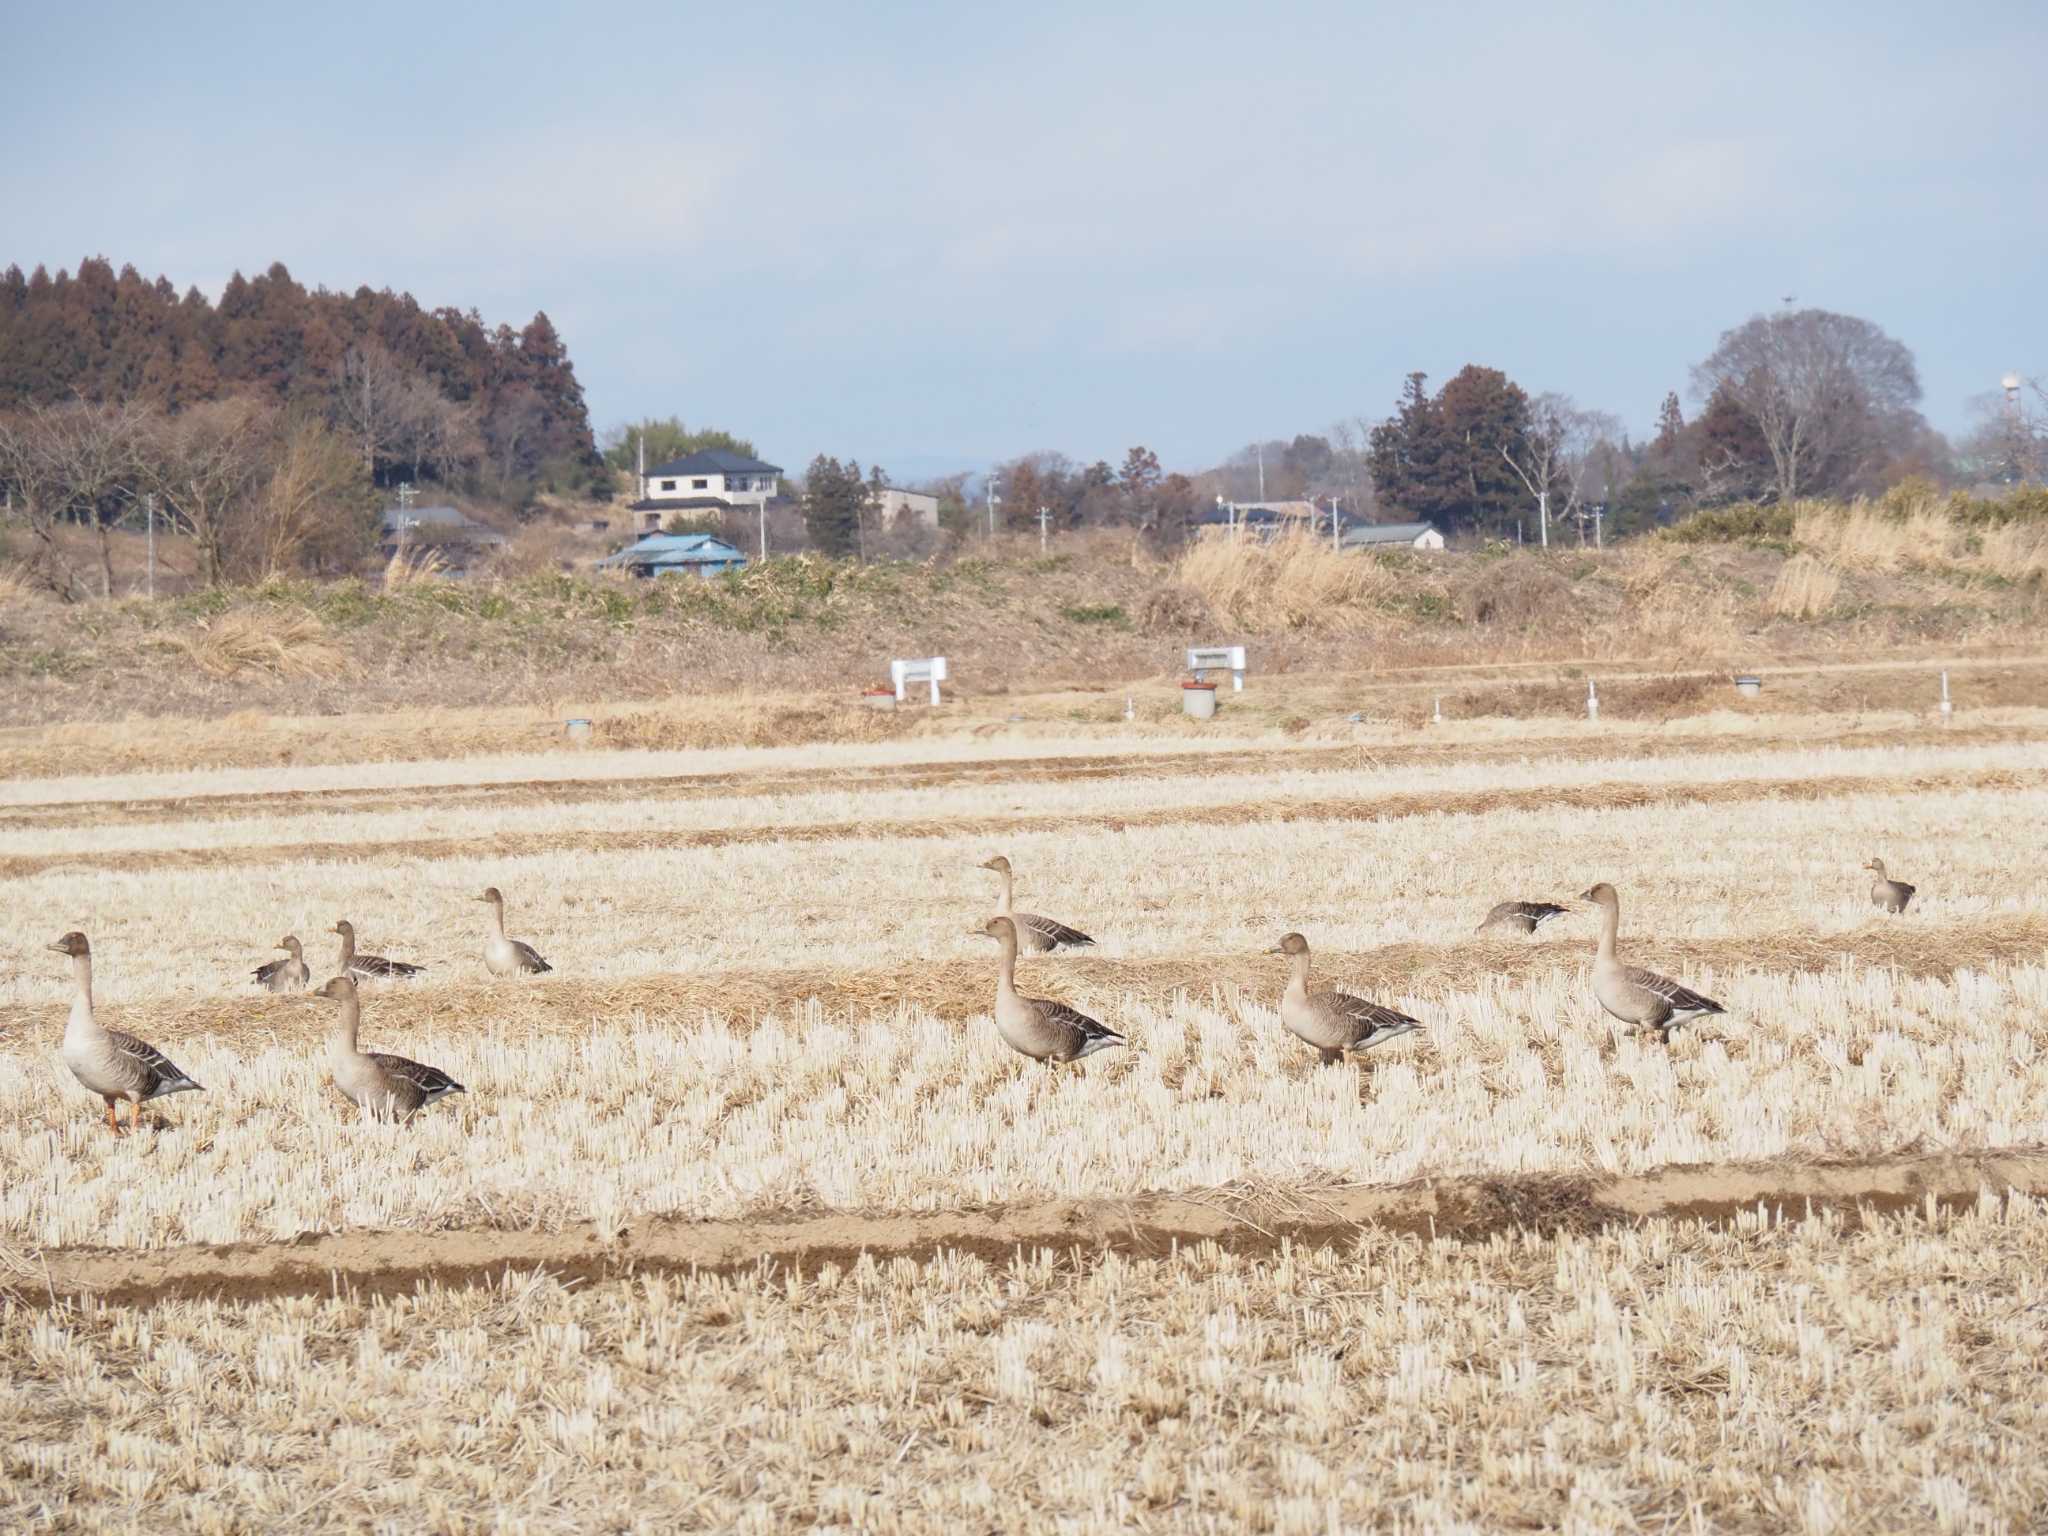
12,1149 -> 2043,1308
5,765 -> 2040,881
5,912 -> 2039,1047
3,722 -> 2035,830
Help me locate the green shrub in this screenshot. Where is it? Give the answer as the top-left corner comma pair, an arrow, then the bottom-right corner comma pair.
1662,503 -> 1795,544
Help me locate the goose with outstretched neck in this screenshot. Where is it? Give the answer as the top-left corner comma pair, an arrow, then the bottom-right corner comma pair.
1581,883 -> 1725,1043
311,974 -> 464,1123
978,855 -> 1095,953
476,887 -> 553,976
1268,932 -> 1421,1065
48,931 -> 203,1134
975,916 -> 1123,1063
330,919 -> 426,981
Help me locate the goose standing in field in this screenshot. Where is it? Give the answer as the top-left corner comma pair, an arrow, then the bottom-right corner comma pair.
1476,900 -> 1571,937
476,887 -> 553,976
311,975 -> 465,1123
1269,932 -> 1422,1065
330,919 -> 426,981
1863,858 -> 1916,915
976,916 -> 1124,1063
979,855 -> 1096,953
1580,883 -> 1725,1043
252,934 -> 311,993
48,932 -> 203,1134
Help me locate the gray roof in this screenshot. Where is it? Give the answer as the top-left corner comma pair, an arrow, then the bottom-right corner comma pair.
596,532 -> 747,569
646,448 -> 783,477
379,505 -> 506,544
1342,521 -> 1438,545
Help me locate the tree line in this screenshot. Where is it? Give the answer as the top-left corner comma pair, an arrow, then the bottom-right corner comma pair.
0,258 -> 602,499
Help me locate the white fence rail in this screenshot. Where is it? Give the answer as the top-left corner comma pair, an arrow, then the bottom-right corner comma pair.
890,655 -> 949,704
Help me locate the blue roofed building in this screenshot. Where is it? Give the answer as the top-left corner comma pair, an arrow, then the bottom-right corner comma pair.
596,531 -> 748,579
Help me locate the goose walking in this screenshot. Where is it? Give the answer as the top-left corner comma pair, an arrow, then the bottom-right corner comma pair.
331,919 -> 426,981
1581,883 -> 1725,1043
311,975 -> 464,1122
976,916 -> 1123,1063
1269,932 -> 1422,1064
476,887 -> 552,976
979,855 -> 1095,953
1863,858 -> 1915,915
48,932 -> 203,1134
252,934 -> 311,993
1476,900 -> 1570,937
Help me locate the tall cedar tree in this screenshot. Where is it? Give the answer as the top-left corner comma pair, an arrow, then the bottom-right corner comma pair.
1368,367 -> 1531,537
801,455 -> 865,556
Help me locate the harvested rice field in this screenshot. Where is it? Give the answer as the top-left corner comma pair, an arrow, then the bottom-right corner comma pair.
5,703 -> 2048,1530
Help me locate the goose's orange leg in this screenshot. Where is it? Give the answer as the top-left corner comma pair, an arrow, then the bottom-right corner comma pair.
104,1097 -> 123,1135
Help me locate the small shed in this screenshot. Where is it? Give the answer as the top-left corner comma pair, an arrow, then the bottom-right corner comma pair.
1341,520 -> 1445,551
596,531 -> 748,580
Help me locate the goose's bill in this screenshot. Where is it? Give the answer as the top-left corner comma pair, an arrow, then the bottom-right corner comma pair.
45,941 -> 70,954
969,928 -> 993,938
472,894 -> 493,902
1577,887 -> 1599,901
328,924 -> 344,935
976,859 -> 1002,870
1265,943 -> 1287,954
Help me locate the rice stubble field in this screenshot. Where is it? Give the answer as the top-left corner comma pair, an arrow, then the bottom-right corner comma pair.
5,704 -> 2048,1530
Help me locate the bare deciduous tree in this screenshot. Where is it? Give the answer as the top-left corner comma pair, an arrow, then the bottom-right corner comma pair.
1690,308 -> 1921,503
258,415 -> 376,577
0,402 -> 146,599
1502,395 -> 1623,547
141,399 -> 273,588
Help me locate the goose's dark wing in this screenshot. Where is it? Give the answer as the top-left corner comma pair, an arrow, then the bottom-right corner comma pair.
352,953 -> 427,979
107,1029 -> 203,1096
1026,996 -> 1123,1046
1624,966 -> 1724,1016
1018,912 -> 1095,948
1327,990 -> 1421,1032
252,957 -> 287,985
366,1051 -> 464,1101
512,941 -> 552,974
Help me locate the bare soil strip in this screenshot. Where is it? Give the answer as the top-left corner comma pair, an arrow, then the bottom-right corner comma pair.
5,764 -> 2039,881
6,913 -> 2039,1048
4,722 -> 2032,830
16,1149 -> 2044,1309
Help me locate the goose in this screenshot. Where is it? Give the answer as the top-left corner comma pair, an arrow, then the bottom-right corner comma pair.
978,855 -> 1095,953
1268,932 -> 1422,1064
47,932 -> 203,1134
311,975 -> 464,1122
476,887 -> 552,976
1581,883 -> 1725,1043
252,934 -> 311,993
1476,900 -> 1570,937
976,916 -> 1124,1062
330,919 -> 426,981
1863,858 -> 1915,915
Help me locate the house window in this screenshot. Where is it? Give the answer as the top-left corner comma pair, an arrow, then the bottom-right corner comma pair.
692,478 -> 709,490
659,478 -> 676,491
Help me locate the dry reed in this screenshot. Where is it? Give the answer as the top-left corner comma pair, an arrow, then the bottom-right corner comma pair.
1173,531 -> 1402,630
146,611 -> 352,681
1770,552 -> 1843,618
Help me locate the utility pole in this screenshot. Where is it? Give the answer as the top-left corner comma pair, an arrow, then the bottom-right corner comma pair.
986,477 -> 999,540
144,493 -> 156,599
1037,504 -> 1051,555
1329,495 -> 1342,553
1257,442 -> 1265,501
636,431 -> 646,503
758,496 -> 768,561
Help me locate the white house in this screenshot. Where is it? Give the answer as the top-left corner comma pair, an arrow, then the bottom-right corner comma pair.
633,449 -> 783,533
1341,520 -> 1445,551
874,486 -> 941,529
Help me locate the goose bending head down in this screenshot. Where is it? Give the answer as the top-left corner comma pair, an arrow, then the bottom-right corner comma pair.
1268,932 -> 1422,1064
978,855 -> 1096,953
329,919 -> 426,981
311,974 -> 465,1123
1580,883 -> 1725,1043
475,887 -> 553,976
1476,900 -> 1571,937
49,931 -> 203,1134
1861,858 -> 1916,915
976,916 -> 1123,1063
253,934 -> 311,993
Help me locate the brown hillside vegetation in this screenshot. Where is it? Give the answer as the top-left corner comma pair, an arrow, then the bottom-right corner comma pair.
4,490 -> 2044,737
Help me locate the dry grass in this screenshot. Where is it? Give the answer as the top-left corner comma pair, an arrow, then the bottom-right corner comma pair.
1173,531 -> 1404,630
144,610 -> 353,682
1795,494 -> 2048,582
8,1199 -> 2048,1530
1771,552 -> 1843,618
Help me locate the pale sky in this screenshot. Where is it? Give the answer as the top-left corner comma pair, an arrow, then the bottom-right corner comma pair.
4,1 -> 2043,478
